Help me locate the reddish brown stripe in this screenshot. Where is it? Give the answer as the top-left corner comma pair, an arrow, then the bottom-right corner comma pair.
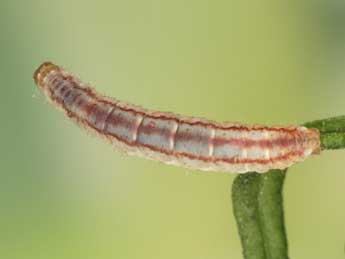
107,111 -> 298,150
138,121 -> 172,137
46,86 -> 298,165
106,109 -> 136,130
85,102 -> 98,117
48,73 -> 301,152
213,137 -> 297,149
105,112 -> 298,150
59,73 -> 299,134
74,94 -> 87,108
34,62 -> 321,173
98,120 -> 303,165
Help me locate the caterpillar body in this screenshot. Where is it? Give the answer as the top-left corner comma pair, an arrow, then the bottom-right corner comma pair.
34,62 -> 320,173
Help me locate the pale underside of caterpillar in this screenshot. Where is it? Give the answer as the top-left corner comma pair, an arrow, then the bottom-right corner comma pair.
34,62 -> 321,173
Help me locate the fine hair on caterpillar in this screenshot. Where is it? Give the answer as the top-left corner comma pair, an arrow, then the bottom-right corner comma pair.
34,62 -> 321,173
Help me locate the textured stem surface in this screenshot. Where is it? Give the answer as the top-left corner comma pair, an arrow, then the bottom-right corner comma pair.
304,116 -> 345,150
304,115 -> 345,133
257,170 -> 288,259
232,173 -> 267,259
232,171 -> 288,259
320,132 -> 345,150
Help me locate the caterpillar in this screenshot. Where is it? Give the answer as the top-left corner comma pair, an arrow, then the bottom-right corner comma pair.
34,62 -> 320,173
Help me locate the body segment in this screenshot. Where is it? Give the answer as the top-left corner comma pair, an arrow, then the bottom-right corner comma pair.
34,62 -> 320,173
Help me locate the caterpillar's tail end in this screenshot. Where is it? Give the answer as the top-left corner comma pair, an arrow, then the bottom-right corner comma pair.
33,61 -> 59,87
309,128 -> 321,155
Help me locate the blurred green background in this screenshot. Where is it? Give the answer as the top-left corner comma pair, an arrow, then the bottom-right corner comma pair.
1,1 -> 345,258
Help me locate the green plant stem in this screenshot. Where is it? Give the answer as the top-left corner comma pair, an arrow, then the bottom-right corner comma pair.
232,171 -> 288,259
232,173 -> 267,259
304,115 -> 345,133
304,115 -> 345,150
257,170 -> 287,259
232,115 -> 345,259
320,132 -> 345,150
